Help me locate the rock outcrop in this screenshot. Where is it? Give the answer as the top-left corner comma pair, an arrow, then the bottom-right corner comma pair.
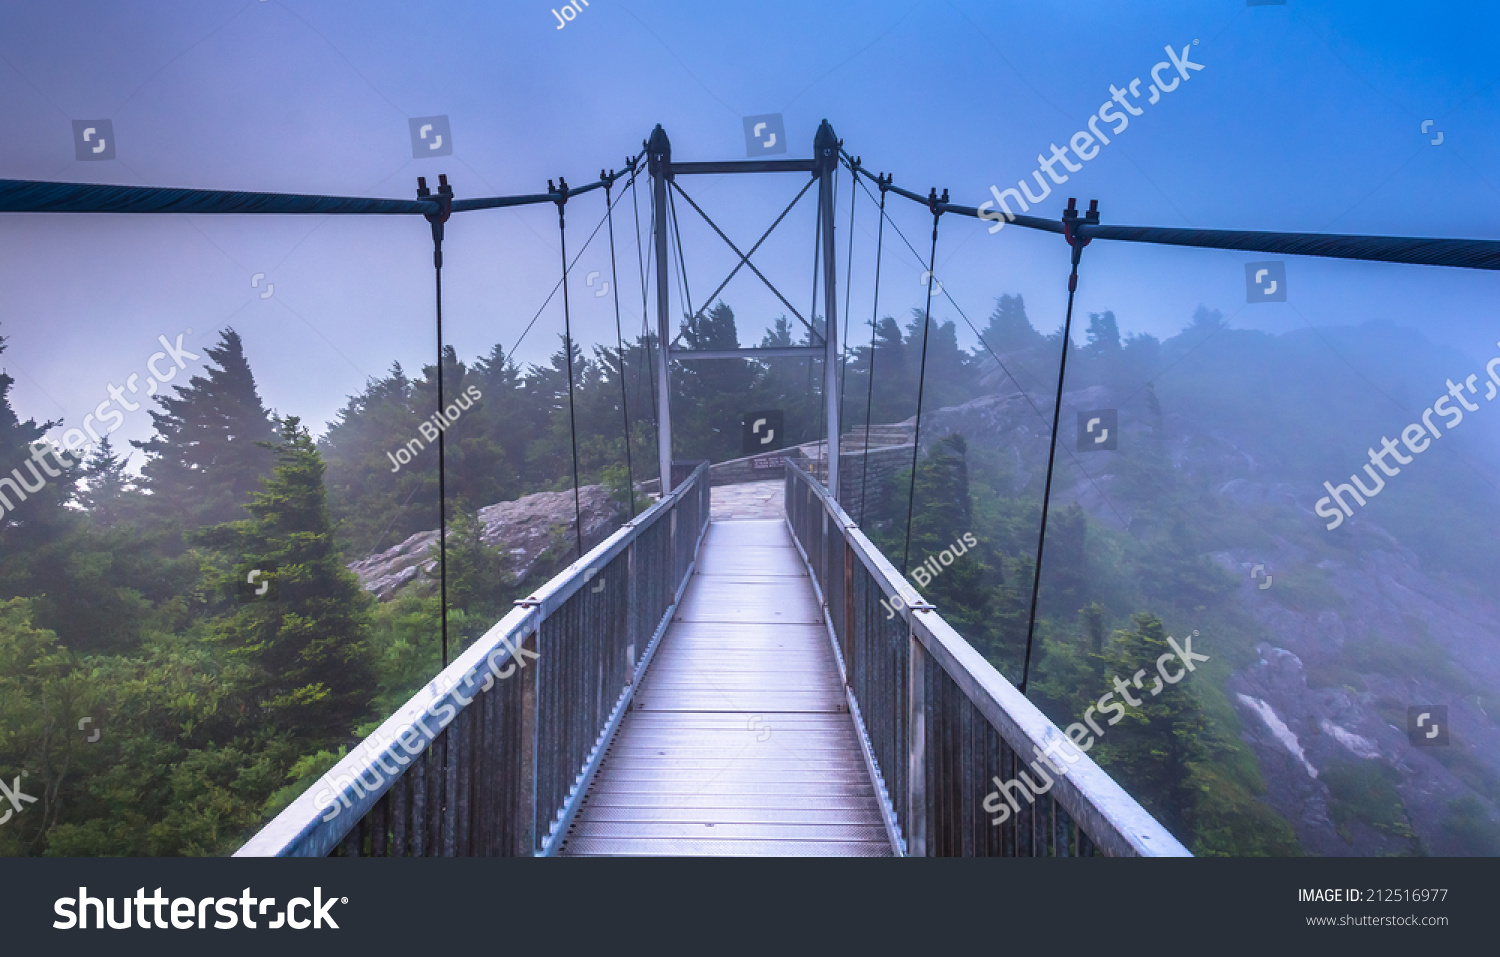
349,485 -> 625,600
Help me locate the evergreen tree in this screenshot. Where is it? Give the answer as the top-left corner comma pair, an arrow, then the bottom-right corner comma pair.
1041,503 -> 1089,617
1175,305 -> 1226,352
0,327 -> 75,537
675,303 -> 760,462
0,327 -> 87,635
78,437 -> 132,524
1084,310 -> 1122,357
135,328 -> 277,529
471,343 -> 529,494
526,335 -> 594,484
903,310 -> 973,414
196,417 -> 376,742
979,294 -> 1044,353
440,503 -> 513,649
1092,612 -> 1208,836
753,317 -> 823,450
894,435 -> 1017,662
857,316 -> 907,425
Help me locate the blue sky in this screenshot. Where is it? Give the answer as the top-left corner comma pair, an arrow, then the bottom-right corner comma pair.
1,0 -> 1498,455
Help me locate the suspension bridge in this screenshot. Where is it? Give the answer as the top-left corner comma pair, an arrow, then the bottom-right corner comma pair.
6,120 -> 1497,857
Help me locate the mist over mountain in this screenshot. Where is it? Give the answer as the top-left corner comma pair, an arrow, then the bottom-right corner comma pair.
892,303 -> 1500,856
2,292 -> 1496,857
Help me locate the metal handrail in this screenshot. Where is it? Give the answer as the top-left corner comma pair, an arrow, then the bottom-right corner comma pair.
236,462 -> 711,857
783,459 -> 1190,857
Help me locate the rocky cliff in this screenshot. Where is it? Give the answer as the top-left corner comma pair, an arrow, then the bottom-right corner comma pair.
348,485 -> 626,600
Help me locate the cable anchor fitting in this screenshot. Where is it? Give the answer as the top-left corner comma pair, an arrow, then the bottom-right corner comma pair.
417,174 -> 453,268
1061,198 -> 1100,290
1061,197 -> 1099,250
550,176 -> 570,228
926,187 -> 949,218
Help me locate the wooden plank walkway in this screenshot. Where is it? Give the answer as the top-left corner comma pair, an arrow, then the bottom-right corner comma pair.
559,507 -> 894,857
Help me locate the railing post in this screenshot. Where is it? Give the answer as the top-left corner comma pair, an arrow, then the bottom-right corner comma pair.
842,539 -> 855,674
516,626 -> 539,856
906,626 -> 927,857
625,540 -> 638,675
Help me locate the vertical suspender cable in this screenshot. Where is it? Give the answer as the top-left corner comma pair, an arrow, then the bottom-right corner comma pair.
418,175 -> 453,666
553,177 -> 585,560
838,157 -> 859,452
667,188 -> 694,324
809,183 -> 824,470
631,170 -> 659,442
1019,198 -> 1098,696
901,188 -> 946,576
604,171 -> 637,517
859,173 -> 890,527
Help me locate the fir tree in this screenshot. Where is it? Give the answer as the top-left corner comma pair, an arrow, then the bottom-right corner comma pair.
675,303 -> 760,462
439,503 -> 513,649
135,328 -> 277,528
1092,612 -> 1209,836
196,417 -> 376,741
979,294 -> 1044,353
1084,310 -> 1122,357
78,437 -> 132,524
0,328 -> 75,535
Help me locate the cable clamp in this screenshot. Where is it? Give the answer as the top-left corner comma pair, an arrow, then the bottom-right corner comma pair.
1061,197 -> 1099,249
926,186 -> 949,218
416,174 -> 453,226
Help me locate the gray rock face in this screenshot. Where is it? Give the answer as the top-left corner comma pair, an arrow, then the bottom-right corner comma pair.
348,485 -> 625,600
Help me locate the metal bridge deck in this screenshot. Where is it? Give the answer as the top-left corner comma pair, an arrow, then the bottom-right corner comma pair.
559,502 -> 894,857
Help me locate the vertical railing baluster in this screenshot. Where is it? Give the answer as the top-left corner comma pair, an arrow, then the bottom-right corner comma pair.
965,701 -> 974,857
519,626 -> 539,856
905,632 -> 926,857
372,791 -> 388,857
392,765 -> 409,857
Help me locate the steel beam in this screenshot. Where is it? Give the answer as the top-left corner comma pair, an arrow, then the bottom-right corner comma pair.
648,125 -> 674,493
671,346 -> 823,361
815,120 -> 841,501
670,159 -> 817,175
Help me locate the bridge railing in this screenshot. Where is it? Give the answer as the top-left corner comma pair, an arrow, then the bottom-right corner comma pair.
236,462 -> 711,857
784,461 -> 1190,857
